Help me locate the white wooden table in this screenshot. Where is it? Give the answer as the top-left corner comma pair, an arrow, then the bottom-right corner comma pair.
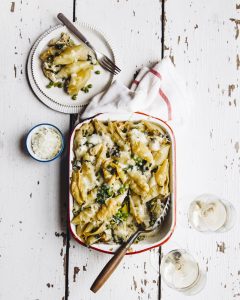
0,1 -> 239,299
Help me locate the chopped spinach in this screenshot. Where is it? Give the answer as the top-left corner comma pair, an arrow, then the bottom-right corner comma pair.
106,165 -> 116,175
106,144 -> 120,158
123,165 -> 134,172
111,209 -> 129,225
96,184 -> 113,204
133,156 -> 148,173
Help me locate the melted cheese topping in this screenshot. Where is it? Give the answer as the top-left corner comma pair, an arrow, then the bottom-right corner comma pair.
130,129 -> 148,144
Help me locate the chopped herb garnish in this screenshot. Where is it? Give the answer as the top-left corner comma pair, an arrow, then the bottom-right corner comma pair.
111,209 -> 129,225
108,144 -> 120,157
95,70 -> 101,74
133,157 -> 148,173
96,184 -> 113,204
71,94 -> 77,100
123,165 -> 134,172
87,84 -> 93,89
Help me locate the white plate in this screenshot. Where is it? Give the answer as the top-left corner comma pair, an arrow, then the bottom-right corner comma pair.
69,112 -> 176,255
27,23 -> 118,114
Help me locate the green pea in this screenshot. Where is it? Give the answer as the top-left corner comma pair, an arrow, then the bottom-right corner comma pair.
57,82 -> 63,88
46,82 -> 53,88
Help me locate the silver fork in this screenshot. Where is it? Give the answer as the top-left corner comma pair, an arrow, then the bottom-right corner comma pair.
57,13 -> 121,75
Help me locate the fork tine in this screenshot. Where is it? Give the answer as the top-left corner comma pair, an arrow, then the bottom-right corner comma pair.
103,56 -> 121,72
100,60 -> 119,75
102,56 -> 121,72
101,59 -> 120,74
101,60 -> 119,74
99,61 -> 118,75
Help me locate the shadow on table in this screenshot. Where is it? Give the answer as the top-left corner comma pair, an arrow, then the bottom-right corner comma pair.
58,129 -> 70,233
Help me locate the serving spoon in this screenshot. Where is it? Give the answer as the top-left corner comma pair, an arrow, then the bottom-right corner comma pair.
90,196 -> 171,293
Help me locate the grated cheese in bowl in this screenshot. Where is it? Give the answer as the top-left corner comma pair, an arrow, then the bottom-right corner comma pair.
26,124 -> 64,161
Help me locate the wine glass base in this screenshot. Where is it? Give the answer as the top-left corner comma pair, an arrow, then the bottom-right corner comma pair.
181,269 -> 207,296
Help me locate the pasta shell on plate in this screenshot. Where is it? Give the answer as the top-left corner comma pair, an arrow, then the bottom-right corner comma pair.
67,68 -> 93,96
56,61 -> 92,79
53,44 -> 90,65
40,46 -> 60,61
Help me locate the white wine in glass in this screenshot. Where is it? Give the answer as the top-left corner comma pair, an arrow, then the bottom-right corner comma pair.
188,194 -> 236,232
160,249 -> 206,295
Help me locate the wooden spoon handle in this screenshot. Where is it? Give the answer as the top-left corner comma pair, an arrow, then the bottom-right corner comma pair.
90,230 -> 141,293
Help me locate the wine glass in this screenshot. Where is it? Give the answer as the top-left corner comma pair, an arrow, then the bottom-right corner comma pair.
188,194 -> 236,233
160,249 -> 206,295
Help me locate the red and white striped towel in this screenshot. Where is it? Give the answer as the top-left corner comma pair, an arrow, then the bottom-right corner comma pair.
81,57 -> 190,126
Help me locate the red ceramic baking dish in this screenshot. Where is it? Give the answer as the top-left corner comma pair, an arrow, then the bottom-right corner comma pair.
69,112 -> 176,254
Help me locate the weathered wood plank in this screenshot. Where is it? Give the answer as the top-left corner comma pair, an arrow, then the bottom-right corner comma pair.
162,1 -> 240,299
68,1 -> 163,299
0,1 -> 73,299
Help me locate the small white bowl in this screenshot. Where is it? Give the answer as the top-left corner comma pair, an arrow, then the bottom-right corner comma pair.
26,123 -> 64,162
